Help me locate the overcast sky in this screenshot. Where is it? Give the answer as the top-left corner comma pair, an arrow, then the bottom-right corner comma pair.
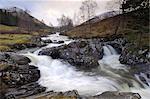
0,0 -> 118,26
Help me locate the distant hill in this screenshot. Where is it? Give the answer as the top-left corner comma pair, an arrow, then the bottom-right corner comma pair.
0,7 -> 49,30
0,7 -> 52,51
65,8 -> 149,39
82,11 -> 120,25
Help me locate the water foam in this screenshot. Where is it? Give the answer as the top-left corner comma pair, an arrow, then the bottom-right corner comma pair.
24,33 -> 150,98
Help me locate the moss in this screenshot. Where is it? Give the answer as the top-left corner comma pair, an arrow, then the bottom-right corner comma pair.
0,24 -> 18,31
0,34 -> 32,51
0,34 -> 31,45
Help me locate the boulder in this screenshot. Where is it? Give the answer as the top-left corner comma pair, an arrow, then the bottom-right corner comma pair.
4,82 -> 46,99
58,41 -> 64,44
42,39 -> 53,43
92,91 -> 141,99
105,38 -> 127,54
25,90 -> 79,99
0,52 -> 31,65
39,40 -> 103,70
1,64 -> 40,87
12,90 -> 141,99
9,54 -> 31,65
119,46 -> 149,65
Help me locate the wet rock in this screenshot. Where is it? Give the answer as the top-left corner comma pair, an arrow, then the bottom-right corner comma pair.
92,91 -> 141,99
39,40 -> 103,70
4,82 -> 46,99
9,54 -> 31,65
0,52 -> 31,65
39,47 -> 61,59
119,45 -> 149,65
16,90 -> 141,99
58,40 -> 64,44
42,39 -> 53,43
67,55 -> 99,70
0,76 -> 9,99
105,38 -> 127,54
22,90 -> 79,99
1,64 -> 40,87
0,52 -> 9,62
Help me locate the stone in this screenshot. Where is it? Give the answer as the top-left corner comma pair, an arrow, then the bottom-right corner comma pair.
4,82 -> 46,99
1,64 -> 40,87
92,91 -> 141,99
39,40 -> 103,70
0,52 -> 31,65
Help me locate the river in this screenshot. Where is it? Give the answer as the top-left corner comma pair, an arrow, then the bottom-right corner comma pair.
23,33 -> 150,99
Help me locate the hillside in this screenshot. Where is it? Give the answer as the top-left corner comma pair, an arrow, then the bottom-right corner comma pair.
0,7 -> 49,29
0,7 -> 52,52
65,8 -> 149,47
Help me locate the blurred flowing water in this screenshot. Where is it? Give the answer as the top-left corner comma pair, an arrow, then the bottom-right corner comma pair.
23,33 -> 150,98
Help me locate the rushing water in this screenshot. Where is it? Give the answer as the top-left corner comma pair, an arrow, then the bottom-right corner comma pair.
24,33 -> 150,98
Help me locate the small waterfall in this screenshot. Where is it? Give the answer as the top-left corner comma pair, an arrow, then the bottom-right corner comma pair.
107,45 -> 118,55
23,33 -> 150,98
103,45 -> 117,56
25,53 -> 121,95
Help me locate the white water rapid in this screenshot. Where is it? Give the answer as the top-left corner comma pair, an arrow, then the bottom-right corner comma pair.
23,33 -> 150,98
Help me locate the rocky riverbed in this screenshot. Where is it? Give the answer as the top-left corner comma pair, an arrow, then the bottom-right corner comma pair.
0,33 -> 150,99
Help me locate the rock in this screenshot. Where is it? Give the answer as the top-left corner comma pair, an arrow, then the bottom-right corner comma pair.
0,52 -> 31,65
42,39 -> 53,43
58,40 -> 64,44
4,82 -> 46,99
67,55 -> 99,70
1,64 -> 40,87
92,91 -> 141,99
105,38 -> 127,54
22,90 -> 79,99
9,54 -> 31,65
11,43 -> 38,50
0,76 -> 9,99
9,36 -> 44,51
39,40 -> 103,70
119,45 -> 149,65
39,47 -> 61,59
13,90 -> 141,99
0,52 -> 9,62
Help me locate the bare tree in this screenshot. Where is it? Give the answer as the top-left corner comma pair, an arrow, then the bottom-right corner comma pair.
73,12 -> 80,26
57,14 -> 73,33
79,0 -> 98,33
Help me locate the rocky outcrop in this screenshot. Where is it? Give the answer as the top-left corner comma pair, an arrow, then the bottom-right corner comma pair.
0,52 -> 41,98
24,90 -> 79,99
4,82 -> 46,99
1,64 -> 40,87
8,36 -> 46,51
0,52 -> 31,65
42,39 -> 53,44
39,40 -> 103,70
119,44 -> 149,65
10,90 -> 141,99
92,91 -> 141,99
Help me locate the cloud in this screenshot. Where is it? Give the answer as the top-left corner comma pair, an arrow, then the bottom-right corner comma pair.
0,0 -> 116,26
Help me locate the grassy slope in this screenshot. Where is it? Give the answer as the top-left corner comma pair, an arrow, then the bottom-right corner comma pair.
0,8 -> 53,51
0,24 -> 51,51
65,8 -> 149,47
